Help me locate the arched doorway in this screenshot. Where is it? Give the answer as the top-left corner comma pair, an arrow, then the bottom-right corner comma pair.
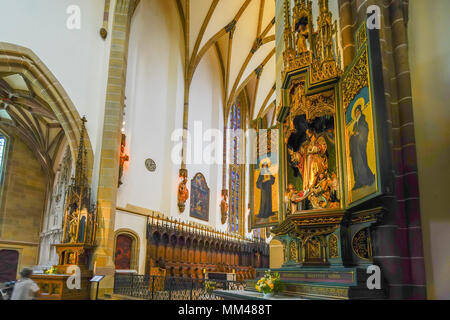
0,249 -> 19,282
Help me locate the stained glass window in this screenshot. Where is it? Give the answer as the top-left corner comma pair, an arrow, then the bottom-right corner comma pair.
0,136 -> 6,183
253,228 -> 261,239
229,103 -> 241,233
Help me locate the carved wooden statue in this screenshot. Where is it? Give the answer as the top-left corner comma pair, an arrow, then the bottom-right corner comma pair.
220,189 -> 228,224
177,169 -> 189,212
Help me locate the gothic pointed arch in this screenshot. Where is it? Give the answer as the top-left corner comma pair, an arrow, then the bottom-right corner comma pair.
0,42 -> 94,181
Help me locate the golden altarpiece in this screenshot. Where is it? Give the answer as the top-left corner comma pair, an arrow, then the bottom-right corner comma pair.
248,0 -> 393,299
32,117 -> 97,300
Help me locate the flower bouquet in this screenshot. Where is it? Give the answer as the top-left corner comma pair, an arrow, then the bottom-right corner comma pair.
204,280 -> 216,293
44,266 -> 58,275
255,270 -> 282,297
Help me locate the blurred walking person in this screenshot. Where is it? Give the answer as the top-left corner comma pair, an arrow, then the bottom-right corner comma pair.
10,268 -> 39,300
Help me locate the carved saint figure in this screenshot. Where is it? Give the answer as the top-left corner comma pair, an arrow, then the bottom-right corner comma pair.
296,17 -> 309,54
67,209 -> 79,243
284,184 -> 308,214
256,159 -> 275,219
220,192 -> 228,224
349,103 -> 375,190
289,129 -> 328,192
178,176 -> 189,204
308,173 -> 336,209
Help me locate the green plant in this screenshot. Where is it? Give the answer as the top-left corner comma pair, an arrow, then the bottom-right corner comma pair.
44,266 -> 58,275
204,280 -> 216,292
255,270 -> 282,294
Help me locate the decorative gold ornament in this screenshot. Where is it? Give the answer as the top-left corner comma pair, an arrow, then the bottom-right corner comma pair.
62,116 -> 97,246
355,23 -> 367,52
296,226 -> 338,244
306,237 -> 321,259
349,207 -> 384,225
328,234 -> 339,258
289,240 -> 298,262
290,84 -> 335,121
342,46 -> 369,109
352,228 -> 372,260
282,0 -> 341,81
272,209 -> 345,237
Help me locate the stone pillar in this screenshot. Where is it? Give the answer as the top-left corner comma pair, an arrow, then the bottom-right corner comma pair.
92,0 -> 137,299
338,0 -> 355,67
338,0 -> 426,299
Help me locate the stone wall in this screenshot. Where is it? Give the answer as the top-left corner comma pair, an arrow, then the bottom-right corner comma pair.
0,130 -> 48,271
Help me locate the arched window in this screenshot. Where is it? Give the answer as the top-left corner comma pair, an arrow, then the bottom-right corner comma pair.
0,135 -> 7,183
228,103 -> 241,233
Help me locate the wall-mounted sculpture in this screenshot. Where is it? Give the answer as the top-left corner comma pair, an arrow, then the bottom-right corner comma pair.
177,168 -> 189,213
220,189 -> 228,224
118,133 -> 129,187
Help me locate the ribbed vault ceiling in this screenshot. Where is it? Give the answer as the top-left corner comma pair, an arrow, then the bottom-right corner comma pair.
0,72 -> 65,180
176,0 -> 276,122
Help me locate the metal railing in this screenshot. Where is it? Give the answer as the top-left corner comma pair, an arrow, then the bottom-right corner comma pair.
113,274 -> 245,300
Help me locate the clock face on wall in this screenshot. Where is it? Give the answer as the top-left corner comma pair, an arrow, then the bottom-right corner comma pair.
145,158 -> 156,172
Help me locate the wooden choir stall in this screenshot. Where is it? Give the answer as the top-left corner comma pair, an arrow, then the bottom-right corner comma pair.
143,215 -> 269,282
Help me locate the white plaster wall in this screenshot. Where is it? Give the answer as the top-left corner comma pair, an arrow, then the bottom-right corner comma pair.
116,0 -> 184,217
0,0 -> 115,195
408,0 -> 450,300
114,210 -> 147,274
117,0 -> 225,232
184,47 -> 224,230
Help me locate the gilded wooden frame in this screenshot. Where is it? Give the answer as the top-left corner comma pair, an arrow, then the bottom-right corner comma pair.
277,64 -> 344,220
249,123 -> 282,230
339,23 -> 392,208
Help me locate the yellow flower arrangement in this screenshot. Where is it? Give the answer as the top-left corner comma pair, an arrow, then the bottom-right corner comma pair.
204,281 -> 216,292
44,266 -> 58,275
255,270 -> 282,295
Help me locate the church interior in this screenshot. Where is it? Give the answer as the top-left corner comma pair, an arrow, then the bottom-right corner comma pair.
0,0 -> 448,301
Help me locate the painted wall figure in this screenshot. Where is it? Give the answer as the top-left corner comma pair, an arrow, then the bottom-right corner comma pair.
189,173 -> 209,221
256,160 -> 276,219
349,100 -> 375,190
